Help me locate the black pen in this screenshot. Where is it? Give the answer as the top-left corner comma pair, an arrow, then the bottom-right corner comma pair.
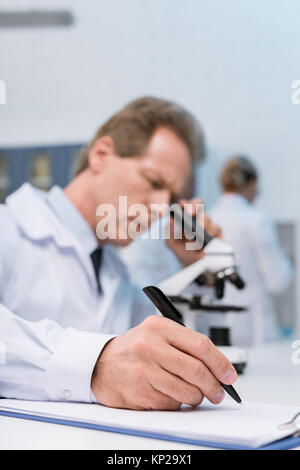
143,285 -> 242,405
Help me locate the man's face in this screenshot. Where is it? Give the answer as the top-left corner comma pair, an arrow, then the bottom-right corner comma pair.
94,127 -> 191,246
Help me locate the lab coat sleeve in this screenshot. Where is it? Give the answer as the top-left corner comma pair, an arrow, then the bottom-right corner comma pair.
0,302 -> 115,402
251,214 -> 293,294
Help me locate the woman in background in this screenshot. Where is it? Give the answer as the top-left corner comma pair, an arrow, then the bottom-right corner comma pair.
209,156 -> 292,345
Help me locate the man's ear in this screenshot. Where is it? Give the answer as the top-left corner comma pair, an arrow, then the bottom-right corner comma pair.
88,136 -> 116,173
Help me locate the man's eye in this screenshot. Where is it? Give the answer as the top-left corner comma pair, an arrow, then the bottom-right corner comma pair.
142,172 -> 164,189
152,181 -> 162,189
150,179 -> 163,189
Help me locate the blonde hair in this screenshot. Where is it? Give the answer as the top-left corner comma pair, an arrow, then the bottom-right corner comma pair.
220,156 -> 258,192
76,96 -> 205,174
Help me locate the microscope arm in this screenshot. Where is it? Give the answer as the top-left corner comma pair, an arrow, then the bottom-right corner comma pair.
158,238 -> 236,296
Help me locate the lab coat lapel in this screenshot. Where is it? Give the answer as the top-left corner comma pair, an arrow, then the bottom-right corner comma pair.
6,183 -> 98,290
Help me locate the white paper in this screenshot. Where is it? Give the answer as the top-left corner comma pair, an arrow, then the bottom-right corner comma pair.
0,398 -> 298,448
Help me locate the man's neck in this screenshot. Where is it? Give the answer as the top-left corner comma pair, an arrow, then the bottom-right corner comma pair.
64,173 -> 98,234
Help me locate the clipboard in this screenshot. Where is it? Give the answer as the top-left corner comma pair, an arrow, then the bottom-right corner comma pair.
1,399 -> 300,450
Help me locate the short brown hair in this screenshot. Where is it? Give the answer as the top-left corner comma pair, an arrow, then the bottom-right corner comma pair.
220,155 -> 258,192
76,96 -> 205,174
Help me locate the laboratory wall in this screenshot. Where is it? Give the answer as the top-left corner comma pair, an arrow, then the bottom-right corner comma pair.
1,1 -> 300,332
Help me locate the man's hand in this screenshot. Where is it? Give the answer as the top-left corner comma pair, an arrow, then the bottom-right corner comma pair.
166,198 -> 222,267
91,315 -> 237,410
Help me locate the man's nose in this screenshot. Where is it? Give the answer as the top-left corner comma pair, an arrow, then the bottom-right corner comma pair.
150,189 -> 170,206
147,190 -> 170,218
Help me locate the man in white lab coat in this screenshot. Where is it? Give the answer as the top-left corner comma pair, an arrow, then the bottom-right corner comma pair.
209,156 -> 292,345
0,97 -> 237,410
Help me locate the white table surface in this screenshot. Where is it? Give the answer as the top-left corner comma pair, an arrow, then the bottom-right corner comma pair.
1,339 -> 300,450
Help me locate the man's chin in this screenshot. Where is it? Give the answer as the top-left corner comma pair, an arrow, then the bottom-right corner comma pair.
108,237 -> 134,247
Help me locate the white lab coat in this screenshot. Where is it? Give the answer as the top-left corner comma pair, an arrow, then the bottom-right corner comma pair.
208,194 -> 292,346
119,217 -> 182,287
0,184 -> 154,402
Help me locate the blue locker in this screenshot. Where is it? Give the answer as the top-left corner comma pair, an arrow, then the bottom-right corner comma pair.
0,143 -> 84,203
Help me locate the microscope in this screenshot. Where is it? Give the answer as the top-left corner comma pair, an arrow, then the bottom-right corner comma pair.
157,205 -> 248,374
